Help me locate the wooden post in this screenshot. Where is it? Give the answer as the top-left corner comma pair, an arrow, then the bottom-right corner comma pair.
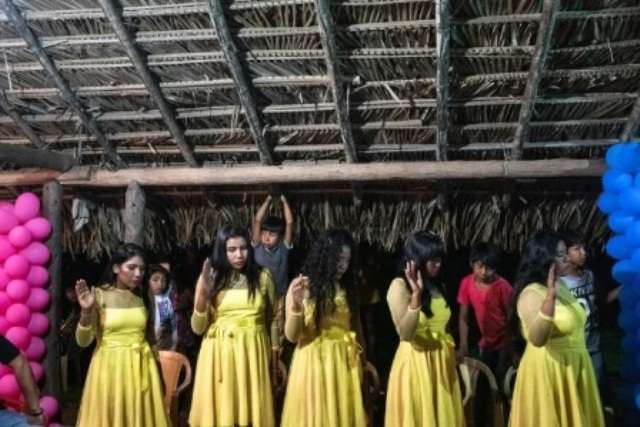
123,180 -> 145,245
42,180 -> 62,400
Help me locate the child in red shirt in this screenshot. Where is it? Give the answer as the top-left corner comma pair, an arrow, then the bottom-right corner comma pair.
457,242 -> 513,371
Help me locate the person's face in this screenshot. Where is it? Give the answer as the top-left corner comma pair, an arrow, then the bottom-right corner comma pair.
226,237 -> 249,270
336,245 -> 352,280
149,272 -> 168,295
566,244 -> 587,268
554,241 -> 569,275
65,286 -> 78,303
425,257 -> 442,278
471,261 -> 496,284
260,230 -> 280,248
113,255 -> 145,289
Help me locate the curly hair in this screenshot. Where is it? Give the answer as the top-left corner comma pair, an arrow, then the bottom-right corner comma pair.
210,225 -> 261,301
508,230 -> 564,355
301,229 -> 359,330
401,231 -> 447,318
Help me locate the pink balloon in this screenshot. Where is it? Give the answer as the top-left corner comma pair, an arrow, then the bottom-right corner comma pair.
0,291 -> 11,315
0,374 -> 20,399
0,363 -> 12,378
0,209 -> 18,234
0,237 -> 16,263
26,266 -> 49,288
26,288 -> 49,312
4,255 -> 30,279
14,193 -> 40,224
24,217 -> 51,241
21,242 -> 49,266
39,396 -> 59,419
6,280 -> 30,303
0,316 -> 9,334
0,268 -> 9,290
25,336 -> 45,361
50,424 -> 63,427
29,362 -> 43,382
6,326 -> 30,351
7,226 -> 32,249
0,202 -> 13,210
27,313 -> 49,336
5,303 -> 30,327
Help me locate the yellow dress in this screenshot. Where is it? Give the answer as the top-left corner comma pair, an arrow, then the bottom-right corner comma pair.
75,287 -> 169,427
509,282 -> 604,427
189,270 -> 276,427
385,278 -> 465,427
281,288 -> 366,427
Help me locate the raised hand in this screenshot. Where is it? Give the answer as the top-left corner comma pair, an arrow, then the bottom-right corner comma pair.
289,275 -> 308,311
546,263 -> 557,296
75,279 -> 95,311
200,258 -> 217,297
404,261 -> 423,296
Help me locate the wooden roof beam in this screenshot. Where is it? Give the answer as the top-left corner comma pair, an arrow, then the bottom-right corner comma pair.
435,0 -> 451,161
0,0 -> 125,169
512,0 -> 559,160
205,0 -> 274,165
316,0 -> 357,163
621,97 -> 640,141
0,144 -> 76,171
99,0 -> 198,167
0,91 -> 46,149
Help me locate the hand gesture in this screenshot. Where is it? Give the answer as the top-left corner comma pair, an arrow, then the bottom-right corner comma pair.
75,279 -> 95,311
200,258 -> 217,297
289,275 -> 308,311
404,261 -> 423,296
546,263 -> 557,295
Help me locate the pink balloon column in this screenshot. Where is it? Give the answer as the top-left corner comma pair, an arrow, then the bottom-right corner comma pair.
0,192 -> 59,422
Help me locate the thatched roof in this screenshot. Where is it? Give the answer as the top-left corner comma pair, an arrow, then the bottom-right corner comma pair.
0,0 -> 638,170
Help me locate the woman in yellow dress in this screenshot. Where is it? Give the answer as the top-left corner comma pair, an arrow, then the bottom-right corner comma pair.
189,225 -> 279,427
281,229 -> 366,427
508,230 -> 604,426
385,231 -> 465,427
74,243 -> 169,427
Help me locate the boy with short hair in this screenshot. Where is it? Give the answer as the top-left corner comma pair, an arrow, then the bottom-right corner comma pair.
457,242 -> 513,370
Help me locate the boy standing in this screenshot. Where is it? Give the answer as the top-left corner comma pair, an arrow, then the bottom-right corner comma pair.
457,242 -> 513,371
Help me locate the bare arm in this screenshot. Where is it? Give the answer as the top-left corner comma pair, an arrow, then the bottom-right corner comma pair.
607,285 -> 621,303
284,275 -> 307,343
457,304 -> 470,357
252,195 -> 272,245
10,353 -> 44,425
191,259 -> 216,335
281,195 -> 294,248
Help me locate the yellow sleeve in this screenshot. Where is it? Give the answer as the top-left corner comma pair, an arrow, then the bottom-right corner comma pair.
75,288 -> 101,347
191,307 -> 210,336
284,281 -> 307,344
386,278 -> 421,341
517,284 -> 555,347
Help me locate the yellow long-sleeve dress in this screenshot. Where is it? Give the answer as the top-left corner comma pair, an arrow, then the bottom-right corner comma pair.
189,269 -> 277,427
509,282 -> 604,427
75,287 -> 169,427
280,286 -> 366,427
385,278 -> 465,427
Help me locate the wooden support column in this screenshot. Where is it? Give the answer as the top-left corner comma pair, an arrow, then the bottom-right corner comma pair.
42,180 -> 62,400
123,180 -> 145,245
512,0 -> 558,159
0,144 -> 76,171
206,0 -> 275,165
434,0 -> 451,161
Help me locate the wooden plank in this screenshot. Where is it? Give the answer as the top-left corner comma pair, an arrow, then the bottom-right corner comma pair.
512,0 -> 559,159
42,180 -> 62,400
0,144 -> 76,171
99,0 -> 198,167
123,180 -> 145,245
435,0 -> 450,161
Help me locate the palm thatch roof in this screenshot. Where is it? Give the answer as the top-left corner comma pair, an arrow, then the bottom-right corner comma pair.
0,0 -> 637,170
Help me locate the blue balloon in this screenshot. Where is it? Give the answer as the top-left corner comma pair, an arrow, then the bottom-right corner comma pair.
603,170 -> 633,193
606,143 -> 626,169
621,356 -> 640,381
611,211 -> 637,233
608,236 -> 634,260
597,193 -> 619,214
620,187 -> 640,213
620,285 -> 640,308
623,334 -> 640,352
614,260 -> 638,284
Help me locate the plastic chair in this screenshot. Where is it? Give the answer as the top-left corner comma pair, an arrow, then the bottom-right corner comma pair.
158,351 -> 192,427
458,357 -> 505,427
502,366 -> 517,403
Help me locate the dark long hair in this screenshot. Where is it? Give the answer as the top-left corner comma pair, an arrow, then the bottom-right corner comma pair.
301,229 -> 358,330
209,225 -> 261,300
100,243 -> 156,346
401,231 -> 447,318
508,230 -> 564,354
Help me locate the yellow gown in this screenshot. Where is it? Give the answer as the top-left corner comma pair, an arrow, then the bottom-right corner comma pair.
189,269 -> 276,427
75,287 -> 169,427
509,282 -> 604,427
385,278 -> 465,427
281,288 -> 366,427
